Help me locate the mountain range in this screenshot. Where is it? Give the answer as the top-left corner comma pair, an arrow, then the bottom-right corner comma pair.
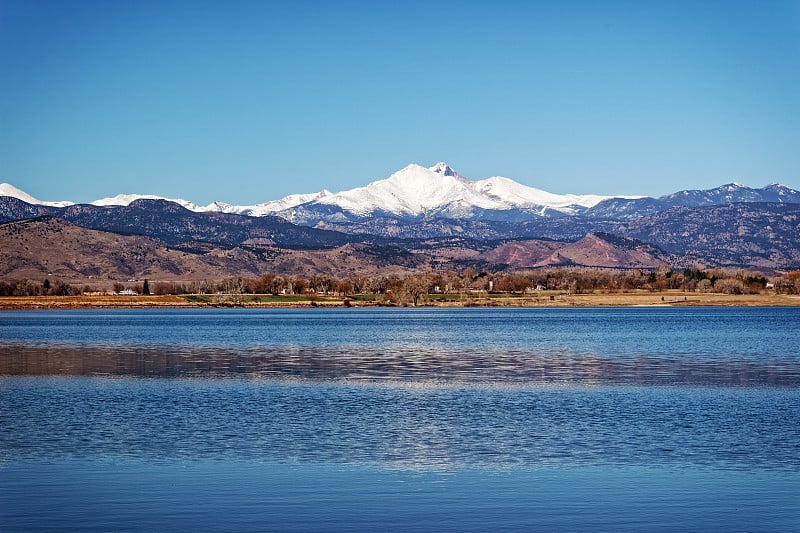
4,162 -> 798,224
1,163 -> 799,283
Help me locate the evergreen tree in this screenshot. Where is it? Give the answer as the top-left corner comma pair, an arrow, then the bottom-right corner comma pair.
142,279 -> 150,295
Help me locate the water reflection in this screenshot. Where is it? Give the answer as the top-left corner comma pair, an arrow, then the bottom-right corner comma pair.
2,376 -> 798,472
2,343 -> 798,386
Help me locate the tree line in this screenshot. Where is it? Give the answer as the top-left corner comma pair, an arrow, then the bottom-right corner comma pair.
2,268 -> 800,299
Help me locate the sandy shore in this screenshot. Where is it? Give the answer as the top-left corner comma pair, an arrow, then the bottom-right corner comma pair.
1,291 -> 799,309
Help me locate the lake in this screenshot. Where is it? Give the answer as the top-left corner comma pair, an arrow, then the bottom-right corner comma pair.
1,307 -> 799,531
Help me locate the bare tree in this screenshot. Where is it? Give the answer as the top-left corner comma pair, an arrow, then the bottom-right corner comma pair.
402,274 -> 432,306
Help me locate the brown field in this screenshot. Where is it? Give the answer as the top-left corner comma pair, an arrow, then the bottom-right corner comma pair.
0,295 -> 203,309
461,291 -> 800,307
1,291 -> 799,310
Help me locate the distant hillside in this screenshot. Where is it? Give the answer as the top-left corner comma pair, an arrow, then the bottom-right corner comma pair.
56,199 -> 361,249
0,217 -> 265,281
0,217 -> 696,288
534,233 -> 670,269
479,233 -> 669,269
0,217 -> 441,284
614,203 -> 800,269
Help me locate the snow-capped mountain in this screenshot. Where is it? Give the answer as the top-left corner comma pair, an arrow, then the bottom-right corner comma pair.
315,162 -> 622,217
2,163 -> 798,227
314,163 -> 508,217
269,162 -> 630,223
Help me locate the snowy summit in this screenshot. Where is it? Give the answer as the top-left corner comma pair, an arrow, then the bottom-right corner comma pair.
306,162 -> 621,218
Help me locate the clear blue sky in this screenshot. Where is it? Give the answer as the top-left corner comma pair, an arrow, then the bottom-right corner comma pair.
1,0 -> 798,205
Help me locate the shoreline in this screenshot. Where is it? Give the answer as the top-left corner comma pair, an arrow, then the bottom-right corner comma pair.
1,292 -> 799,310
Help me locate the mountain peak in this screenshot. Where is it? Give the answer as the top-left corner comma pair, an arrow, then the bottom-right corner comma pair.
319,162 -> 496,217
429,162 -> 458,176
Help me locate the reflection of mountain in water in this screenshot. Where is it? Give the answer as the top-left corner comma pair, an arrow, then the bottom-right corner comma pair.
2,344 -> 798,387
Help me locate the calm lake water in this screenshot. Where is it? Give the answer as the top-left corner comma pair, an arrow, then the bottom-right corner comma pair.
1,307 -> 799,531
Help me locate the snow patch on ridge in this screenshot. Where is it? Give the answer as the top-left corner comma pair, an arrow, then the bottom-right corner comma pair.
244,190 -> 332,216
473,176 -> 612,210
90,193 -> 205,212
0,182 -> 74,207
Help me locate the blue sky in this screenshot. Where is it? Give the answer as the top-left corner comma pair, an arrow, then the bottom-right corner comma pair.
1,0 -> 798,205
